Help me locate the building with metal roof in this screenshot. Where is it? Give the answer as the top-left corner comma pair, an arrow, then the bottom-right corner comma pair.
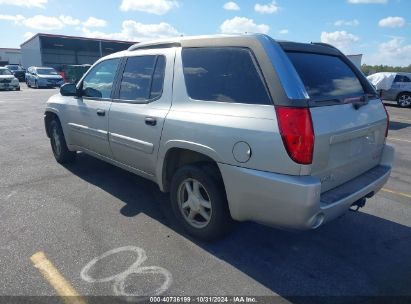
0,48 -> 22,66
20,33 -> 136,70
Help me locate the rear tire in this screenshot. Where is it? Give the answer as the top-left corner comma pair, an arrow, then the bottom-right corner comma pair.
170,164 -> 232,240
49,118 -> 76,164
397,93 -> 411,108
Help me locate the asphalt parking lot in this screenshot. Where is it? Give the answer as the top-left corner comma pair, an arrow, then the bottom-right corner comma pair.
0,84 -> 410,304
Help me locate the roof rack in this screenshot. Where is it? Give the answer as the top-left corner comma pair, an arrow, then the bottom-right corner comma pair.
128,42 -> 181,51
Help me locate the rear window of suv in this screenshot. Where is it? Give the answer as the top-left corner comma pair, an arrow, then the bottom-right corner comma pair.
182,47 -> 271,105
286,52 -> 365,101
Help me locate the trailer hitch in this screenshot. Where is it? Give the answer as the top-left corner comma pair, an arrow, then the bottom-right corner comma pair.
349,198 -> 366,212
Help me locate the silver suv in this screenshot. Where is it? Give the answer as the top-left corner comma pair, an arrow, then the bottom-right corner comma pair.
44,34 -> 394,240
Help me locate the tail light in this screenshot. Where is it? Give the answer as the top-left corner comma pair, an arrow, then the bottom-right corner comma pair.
381,100 -> 389,137
275,106 -> 314,165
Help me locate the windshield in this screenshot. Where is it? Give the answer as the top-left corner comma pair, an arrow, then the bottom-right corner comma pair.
0,69 -> 12,75
36,68 -> 58,75
286,52 -> 365,101
6,65 -> 19,71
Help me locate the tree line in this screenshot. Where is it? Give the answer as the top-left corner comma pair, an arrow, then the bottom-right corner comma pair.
361,64 -> 411,75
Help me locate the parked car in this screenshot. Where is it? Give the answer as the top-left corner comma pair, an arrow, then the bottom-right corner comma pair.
0,67 -> 20,91
367,72 -> 411,107
26,67 -> 64,88
44,34 -> 394,240
5,64 -> 26,82
60,64 -> 91,84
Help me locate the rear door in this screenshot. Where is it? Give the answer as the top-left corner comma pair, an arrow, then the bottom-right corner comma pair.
285,51 -> 388,192
108,49 -> 173,176
67,58 -> 120,157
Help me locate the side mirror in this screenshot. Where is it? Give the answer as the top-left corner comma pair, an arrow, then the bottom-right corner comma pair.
60,83 -> 79,97
83,87 -> 102,98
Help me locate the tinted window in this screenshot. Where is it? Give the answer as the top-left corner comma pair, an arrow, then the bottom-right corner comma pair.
119,55 -> 165,101
182,47 -> 271,105
394,75 -> 411,83
82,58 -> 120,99
286,52 -> 365,100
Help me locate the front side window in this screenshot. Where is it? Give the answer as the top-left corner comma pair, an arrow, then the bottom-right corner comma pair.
118,55 -> 166,102
182,47 -> 271,105
82,58 -> 120,99
286,52 -> 365,101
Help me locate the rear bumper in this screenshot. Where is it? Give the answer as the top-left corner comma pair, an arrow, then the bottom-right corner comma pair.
219,144 -> 394,230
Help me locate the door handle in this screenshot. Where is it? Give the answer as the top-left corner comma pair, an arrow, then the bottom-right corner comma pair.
145,117 -> 157,126
96,109 -> 106,116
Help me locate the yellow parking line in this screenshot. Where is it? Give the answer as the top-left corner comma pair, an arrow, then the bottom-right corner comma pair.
30,252 -> 87,304
382,188 -> 411,200
387,137 -> 411,143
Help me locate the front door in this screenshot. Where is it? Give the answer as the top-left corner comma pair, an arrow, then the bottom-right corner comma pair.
67,58 -> 120,157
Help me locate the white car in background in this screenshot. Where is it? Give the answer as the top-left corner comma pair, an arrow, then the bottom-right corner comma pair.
367,72 -> 411,108
0,67 -> 20,91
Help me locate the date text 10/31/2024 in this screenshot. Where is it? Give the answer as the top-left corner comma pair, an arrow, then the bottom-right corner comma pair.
149,296 -> 258,303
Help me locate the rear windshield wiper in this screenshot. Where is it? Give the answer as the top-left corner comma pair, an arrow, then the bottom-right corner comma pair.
343,95 -> 369,109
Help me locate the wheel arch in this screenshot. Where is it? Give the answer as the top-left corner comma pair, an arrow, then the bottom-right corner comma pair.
396,91 -> 411,101
158,142 -> 224,193
44,109 -> 60,138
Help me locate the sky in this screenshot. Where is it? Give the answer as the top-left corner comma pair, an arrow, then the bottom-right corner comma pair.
0,0 -> 410,66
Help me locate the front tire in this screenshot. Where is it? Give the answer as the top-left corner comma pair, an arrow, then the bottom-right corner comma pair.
170,164 -> 232,240
49,119 -> 76,164
397,93 -> 411,108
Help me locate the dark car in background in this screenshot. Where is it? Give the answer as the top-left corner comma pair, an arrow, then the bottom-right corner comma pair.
5,65 -> 26,82
60,64 -> 91,84
26,67 -> 65,89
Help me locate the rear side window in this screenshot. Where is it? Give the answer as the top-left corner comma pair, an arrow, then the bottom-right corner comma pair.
286,52 -> 365,100
182,47 -> 271,105
394,75 -> 411,83
119,55 -> 166,102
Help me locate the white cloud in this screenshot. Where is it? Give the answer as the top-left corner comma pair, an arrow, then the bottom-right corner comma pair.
59,15 -> 80,26
23,32 -> 34,40
320,31 -> 359,53
378,16 -> 406,28
120,0 -> 179,15
220,16 -> 269,34
279,29 -> 289,34
0,14 -> 25,24
223,1 -> 240,10
22,15 -> 64,30
365,37 -> 411,66
0,13 -> 82,30
348,0 -> 387,3
254,1 -> 279,14
83,17 -> 107,28
81,20 -> 181,41
0,0 -> 47,8
334,19 -> 359,26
